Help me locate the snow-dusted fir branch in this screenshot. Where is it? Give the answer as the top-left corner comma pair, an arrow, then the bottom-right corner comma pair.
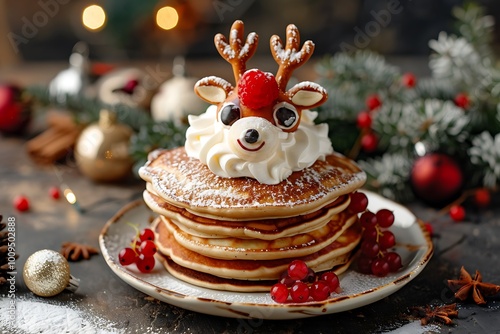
358,153 -> 414,202
469,131 -> 500,189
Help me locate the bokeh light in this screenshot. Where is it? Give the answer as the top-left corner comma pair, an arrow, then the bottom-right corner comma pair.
156,6 -> 179,30
82,5 -> 107,31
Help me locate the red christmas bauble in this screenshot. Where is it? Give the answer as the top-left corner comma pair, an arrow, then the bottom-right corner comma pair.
0,84 -> 30,134
410,153 -> 463,204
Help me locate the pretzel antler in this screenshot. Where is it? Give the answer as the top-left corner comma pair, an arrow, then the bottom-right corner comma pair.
214,20 -> 259,84
270,24 -> 314,91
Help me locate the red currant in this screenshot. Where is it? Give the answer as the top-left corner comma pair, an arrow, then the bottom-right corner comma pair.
386,252 -> 402,272
449,205 -> 466,222
13,195 -> 29,212
140,240 -> 157,257
49,186 -> 60,200
349,192 -> 369,213
279,271 -> 295,287
356,111 -> 372,129
454,93 -> 470,109
360,211 -> 377,228
136,254 -> 155,273
290,281 -> 309,303
379,231 -> 396,250
376,209 -> 395,228
287,260 -> 309,281
361,240 -> 380,258
303,268 -> 316,283
357,256 -> 373,274
474,188 -> 491,208
139,228 -> 155,242
401,73 -> 416,88
118,247 -> 137,266
361,132 -> 378,152
363,226 -> 378,241
270,283 -> 289,303
366,94 -> 382,111
309,280 -> 331,301
371,258 -> 390,277
320,272 -> 339,291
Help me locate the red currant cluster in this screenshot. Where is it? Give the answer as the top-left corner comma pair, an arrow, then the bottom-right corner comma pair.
118,227 -> 157,273
270,260 -> 340,303
348,192 -> 403,277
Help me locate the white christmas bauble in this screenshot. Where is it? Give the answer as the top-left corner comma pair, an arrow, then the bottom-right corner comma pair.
151,76 -> 207,126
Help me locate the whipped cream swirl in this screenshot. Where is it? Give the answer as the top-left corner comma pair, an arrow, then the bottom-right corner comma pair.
185,105 -> 333,184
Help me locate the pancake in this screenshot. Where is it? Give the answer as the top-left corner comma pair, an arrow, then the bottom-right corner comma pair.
158,254 -> 355,292
152,217 -> 361,281
160,212 -> 358,260
143,189 -> 351,240
139,147 -> 366,220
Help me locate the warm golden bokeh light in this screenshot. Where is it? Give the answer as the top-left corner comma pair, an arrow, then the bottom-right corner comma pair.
156,6 -> 179,30
64,189 -> 77,204
82,5 -> 107,31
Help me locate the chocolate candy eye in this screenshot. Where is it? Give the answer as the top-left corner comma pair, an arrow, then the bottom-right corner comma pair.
219,103 -> 240,126
273,102 -> 299,129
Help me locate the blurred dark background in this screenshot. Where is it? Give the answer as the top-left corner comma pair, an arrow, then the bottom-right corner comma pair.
1,0 -> 500,67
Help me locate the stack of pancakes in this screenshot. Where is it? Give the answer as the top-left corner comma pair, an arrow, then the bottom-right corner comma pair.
139,147 -> 366,292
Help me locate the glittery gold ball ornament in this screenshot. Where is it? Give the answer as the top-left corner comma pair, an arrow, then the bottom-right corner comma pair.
75,109 -> 133,182
23,249 -> 79,297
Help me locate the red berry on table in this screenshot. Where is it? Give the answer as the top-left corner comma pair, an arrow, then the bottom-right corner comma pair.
386,252 -> 402,272
309,280 -> 331,301
449,205 -> 466,222
361,132 -> 378,153
349,192 -> 369,213
366,94 -> 382,111
454,93 -> 470,109
118,247 -> 137,266
371,258 -> 390,277
474,188 -> 491,208
13,195 -> 29,212
238,69 -> 279,110
356,111 -> 372,128
139,240 -> 157,257
139,228 -> 155,242
379,231 -> 396,250
287,259 -> 309,281
290,281 -> 309,303
270,283 -> 289,303
136,254 -> 155,273
376,209 -> 395,228
49,186 -> 60,200
320,272 -> 340,291
401,72 -> 416,88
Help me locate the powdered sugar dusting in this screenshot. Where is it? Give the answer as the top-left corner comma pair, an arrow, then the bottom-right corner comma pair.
0,298 -> 125,334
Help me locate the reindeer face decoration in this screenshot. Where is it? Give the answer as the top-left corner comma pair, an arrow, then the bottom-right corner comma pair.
185,21 -> 333,184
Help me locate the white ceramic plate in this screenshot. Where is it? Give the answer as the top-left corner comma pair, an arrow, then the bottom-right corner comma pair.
99,191 -> 433,320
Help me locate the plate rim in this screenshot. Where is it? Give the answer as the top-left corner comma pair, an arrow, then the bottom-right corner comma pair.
99,192 -> 434,319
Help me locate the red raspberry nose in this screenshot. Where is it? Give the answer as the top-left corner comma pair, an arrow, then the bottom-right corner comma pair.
238,69 -> 279,110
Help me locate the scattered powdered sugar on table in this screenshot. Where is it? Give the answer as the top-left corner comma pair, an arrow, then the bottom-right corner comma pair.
0,297 -> 125,334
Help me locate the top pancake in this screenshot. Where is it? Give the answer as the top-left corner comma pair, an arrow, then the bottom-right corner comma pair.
139,147 -> 366,220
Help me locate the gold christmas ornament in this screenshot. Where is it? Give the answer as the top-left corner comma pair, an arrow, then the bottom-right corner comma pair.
75,109 -> 133,182
23,249 -> 80,297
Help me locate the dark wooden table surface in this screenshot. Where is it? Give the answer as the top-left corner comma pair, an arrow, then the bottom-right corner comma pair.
1,134 -> 500,334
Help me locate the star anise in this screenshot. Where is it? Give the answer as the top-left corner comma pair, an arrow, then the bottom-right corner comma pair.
410,303 -> 458,325
447,266 -> 500,305
60,242 -> 99,261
